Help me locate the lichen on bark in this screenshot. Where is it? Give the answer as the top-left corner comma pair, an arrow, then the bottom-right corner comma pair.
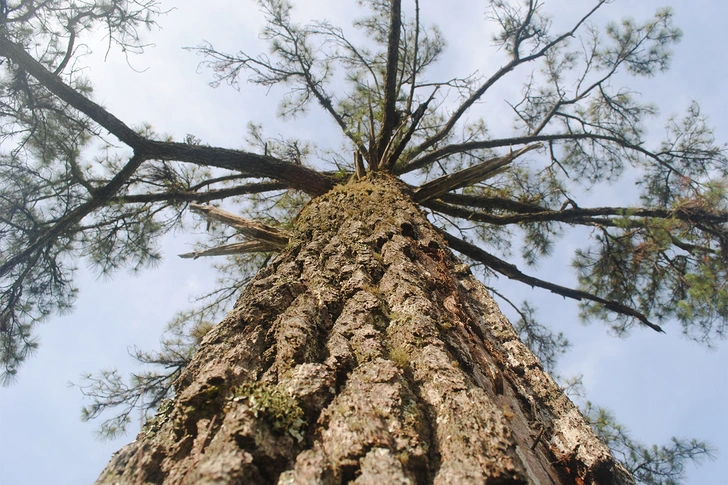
95,174 -> 633,485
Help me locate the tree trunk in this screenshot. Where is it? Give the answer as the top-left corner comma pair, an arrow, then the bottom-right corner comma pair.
95,174 -> 634,485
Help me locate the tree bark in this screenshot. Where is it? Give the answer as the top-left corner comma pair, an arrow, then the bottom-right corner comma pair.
95,174 -> 634,485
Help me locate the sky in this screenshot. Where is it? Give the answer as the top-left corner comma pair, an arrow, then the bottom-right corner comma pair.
1,0 -> 727,483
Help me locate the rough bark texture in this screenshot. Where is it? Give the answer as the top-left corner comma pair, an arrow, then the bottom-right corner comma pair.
95,174 -> 634,485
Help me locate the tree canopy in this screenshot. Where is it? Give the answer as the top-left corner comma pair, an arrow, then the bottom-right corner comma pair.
0,0 -> 725,482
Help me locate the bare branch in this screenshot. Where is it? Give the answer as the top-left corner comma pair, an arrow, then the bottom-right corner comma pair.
376,0 -> 402,169
439,193 -> 546,214
53,26 -> 76,76
426,197 -> 728,227
388,88 -> 438,170
405,0 -> 421,116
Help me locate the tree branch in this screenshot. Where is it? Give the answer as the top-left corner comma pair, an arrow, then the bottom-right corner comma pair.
388,89 -> 437,170
440,230 -> 665,333
0,35 -> 144,148
405,1 -> 606,162
404,0 -> 420,116
376,0 -> 402,169
439,193 -> 547,214
425,197 -> 728,227
0,35 -> 336,196
113,182 -> 289,205
144,142 -> 335,196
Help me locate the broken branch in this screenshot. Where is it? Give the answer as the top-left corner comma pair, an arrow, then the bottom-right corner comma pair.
178,241 -> 277,259
189,204 -> 290,249
413,143 -> 542,202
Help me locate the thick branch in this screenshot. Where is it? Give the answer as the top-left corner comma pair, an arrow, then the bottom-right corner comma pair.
413,144 -> 542,201
440,230 -> 665,333
0,35 -> 144,148
376,0 -> 402,169
189,204 -> 290,249
144,142 -> 334,197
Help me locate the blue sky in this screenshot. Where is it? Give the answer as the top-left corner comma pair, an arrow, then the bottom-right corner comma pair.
1,1 -> 726,483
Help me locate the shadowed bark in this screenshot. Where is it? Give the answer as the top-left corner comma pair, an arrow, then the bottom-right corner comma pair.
95,174 -> 633,484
